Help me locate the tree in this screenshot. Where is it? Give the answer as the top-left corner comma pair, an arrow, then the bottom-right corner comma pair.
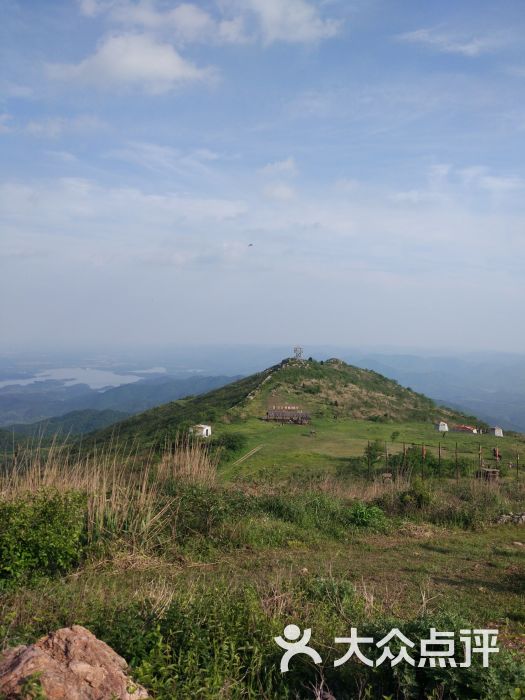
364,440 -> 384,463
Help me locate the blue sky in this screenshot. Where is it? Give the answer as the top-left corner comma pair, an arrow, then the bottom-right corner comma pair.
1,0 -> 525,351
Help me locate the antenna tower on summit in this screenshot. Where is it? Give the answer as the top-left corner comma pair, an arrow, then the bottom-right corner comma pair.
293,346 -> 304,361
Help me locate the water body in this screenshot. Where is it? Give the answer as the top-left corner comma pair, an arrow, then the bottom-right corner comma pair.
0,367 -> 164,390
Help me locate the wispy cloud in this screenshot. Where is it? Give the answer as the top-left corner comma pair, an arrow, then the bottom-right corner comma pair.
78,0 -> 341,46
459,166 -> 525,193
389,163 -> 525,205
259,157 -> 298,176
263,182 -> 296,200
397,27 -> 503,57
507,65 -> 525,78
47,34 -> 215,94
25,114 -> 106,138
107,141 -> 220,175
235,0 -> 342,45
91,1 -> 249,45
0,114 -> 12,134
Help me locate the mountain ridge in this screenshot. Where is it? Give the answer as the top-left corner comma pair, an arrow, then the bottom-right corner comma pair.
86,357 -> 483,449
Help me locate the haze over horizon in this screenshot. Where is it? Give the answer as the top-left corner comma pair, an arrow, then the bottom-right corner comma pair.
2,0 -> 525,352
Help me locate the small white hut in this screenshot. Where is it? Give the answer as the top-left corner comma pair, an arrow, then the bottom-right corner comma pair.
435,421 -> 449,433
190,424 -> 212,437
490,426 -> 504,438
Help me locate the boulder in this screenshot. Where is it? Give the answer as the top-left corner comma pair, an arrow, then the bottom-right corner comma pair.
497,512 -> 525,525
0,625 -> 149,699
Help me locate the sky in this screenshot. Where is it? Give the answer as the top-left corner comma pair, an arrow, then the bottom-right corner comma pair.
1,0 -> 525,352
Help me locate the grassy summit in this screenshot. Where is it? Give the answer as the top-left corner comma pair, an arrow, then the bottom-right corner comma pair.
88,358 -> 477,450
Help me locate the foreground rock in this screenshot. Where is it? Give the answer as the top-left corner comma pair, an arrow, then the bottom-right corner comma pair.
497,512 -> 525,525
0,625 -> 149,699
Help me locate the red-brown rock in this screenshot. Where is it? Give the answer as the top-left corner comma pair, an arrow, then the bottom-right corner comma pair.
0,625 -> 149,699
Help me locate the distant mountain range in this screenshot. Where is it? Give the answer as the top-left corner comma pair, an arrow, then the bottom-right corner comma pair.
2,349 -> 525,436
348,353 -> 525,432
0,374 -> 239,431
6,409 -> 130,437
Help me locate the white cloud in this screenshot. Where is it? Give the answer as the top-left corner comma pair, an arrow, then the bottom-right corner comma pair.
78,0 -> 106,17
107,141 -> 220,174
507,66 -> 525,78
259,157 -> 297,176
459,166 -> 524,193
2,83 -> 34,99
79,0 -> 340,45
47,34 -> 214,94
389,164 -> 525,205
335,178 -> 359,192
0,178 -> 246,231
0,114 -> 12,134
45,150 -> 78,163
398,28 -> 501,57
263,182 -> 296,200
25,114 -> 106,138
237,0 -> 341,44
80,0 -> 249,44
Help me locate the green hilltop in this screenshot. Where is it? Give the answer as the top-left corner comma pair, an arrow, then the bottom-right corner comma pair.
87,358 -> 480,449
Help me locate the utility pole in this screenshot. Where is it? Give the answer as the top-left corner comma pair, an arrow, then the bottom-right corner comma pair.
516,448 -> 520,482
367,440 -> 371,480
421,442 -> 426,480
438,442 -> 441,472
455,442 -> 459,482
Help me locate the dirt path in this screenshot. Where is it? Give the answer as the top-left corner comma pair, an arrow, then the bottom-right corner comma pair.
233,444 -> 265,465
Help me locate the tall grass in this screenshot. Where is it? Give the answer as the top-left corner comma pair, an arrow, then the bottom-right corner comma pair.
157,434 -> 219,486
0,436 -> 218,550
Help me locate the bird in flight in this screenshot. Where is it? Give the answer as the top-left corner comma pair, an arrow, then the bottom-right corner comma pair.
248,243 -> 254,247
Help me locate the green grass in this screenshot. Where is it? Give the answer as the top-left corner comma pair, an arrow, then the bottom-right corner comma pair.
2,354 -> 525,699
2,513 -> 524,699
214,416 -> 525,480
82,357 -> 483,456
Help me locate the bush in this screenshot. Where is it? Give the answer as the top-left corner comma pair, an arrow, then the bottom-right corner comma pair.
0,490 -> 87,587
213,432 -> 247,453
347,501 -> 387,529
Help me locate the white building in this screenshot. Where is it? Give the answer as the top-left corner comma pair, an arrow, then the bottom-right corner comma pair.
190,424 -> 212,437
490,426 -> 504,438
435,421 -> 449,433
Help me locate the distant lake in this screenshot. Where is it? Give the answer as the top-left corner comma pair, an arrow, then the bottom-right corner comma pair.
0,367 -> 166,390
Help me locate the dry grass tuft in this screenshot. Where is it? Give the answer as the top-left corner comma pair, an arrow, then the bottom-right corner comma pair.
157,435 -> 219,486
0,436 -> 218,551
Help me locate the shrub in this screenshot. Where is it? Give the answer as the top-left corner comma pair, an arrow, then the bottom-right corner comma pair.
0,490 -> 87,587
213,432 -> 247,453
347,501 -> 387,529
